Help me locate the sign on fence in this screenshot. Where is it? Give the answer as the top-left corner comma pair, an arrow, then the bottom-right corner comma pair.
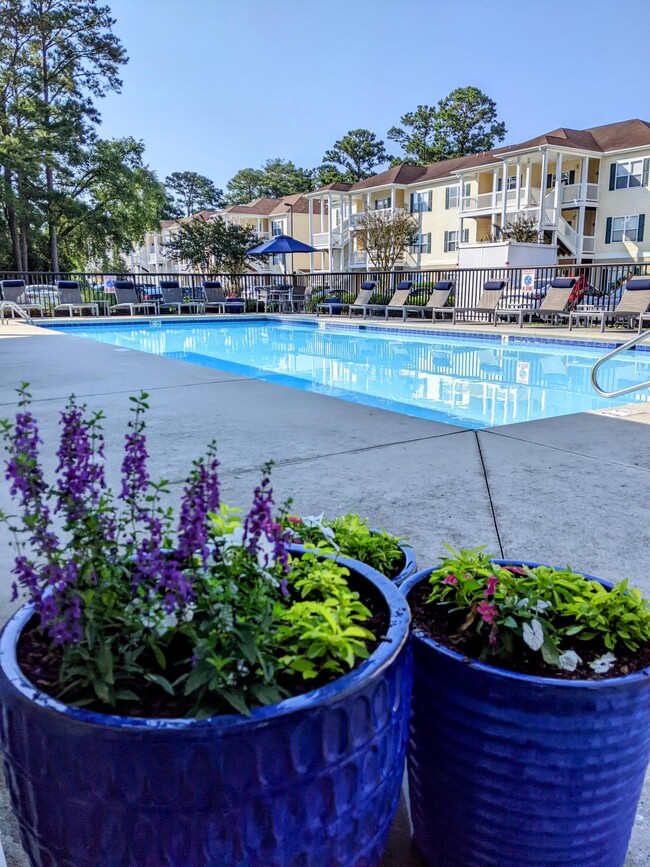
104,276 -> 116,294
521,269 -> 536,293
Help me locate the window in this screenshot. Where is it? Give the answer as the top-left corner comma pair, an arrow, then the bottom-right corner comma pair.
271,220 -> 283,237
446,186 -> 459,209
444,228 -> 470,252
497,176 -> 517,192
615,160 -> 644,189
546,170 -> 576,188
410,191 -> 432,213
608,215 -> 642,243
409,232 -> 431,254
271,253 -> 284,265
374,196 -> 391,210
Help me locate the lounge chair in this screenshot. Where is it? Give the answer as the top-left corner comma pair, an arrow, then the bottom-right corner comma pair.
158,283 -> 202,315
494,277 -> 577,328
202,281 -> 244,314
317,281 -> 376,316
401,280 -> 455,321
289,285 -> 307,313
110,281 -> 158,316
0,279 -> 45,317
452,280 -> 508,325
569,277 -> 650,334
350,280 -> 414,319
53,280 -> 99,318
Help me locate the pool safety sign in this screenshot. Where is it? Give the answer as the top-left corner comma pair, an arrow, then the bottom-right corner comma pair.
516,361 -> 530,384
104,276 -> 116,294
521,270 -> 535,293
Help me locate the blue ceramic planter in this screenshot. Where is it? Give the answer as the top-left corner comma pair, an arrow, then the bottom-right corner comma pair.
0,551 -> 412,867
401,560 -> 650,867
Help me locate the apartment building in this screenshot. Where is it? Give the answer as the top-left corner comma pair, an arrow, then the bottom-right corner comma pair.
304,119 -> 650,272
126,196 -> 317,275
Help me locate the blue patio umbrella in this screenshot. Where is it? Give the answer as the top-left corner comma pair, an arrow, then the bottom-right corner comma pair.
247,234 -> 318,256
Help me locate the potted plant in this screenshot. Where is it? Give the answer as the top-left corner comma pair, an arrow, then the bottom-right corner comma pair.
283,512 -> 416,584
0,387 -> 412,867
401,545 -> 650,867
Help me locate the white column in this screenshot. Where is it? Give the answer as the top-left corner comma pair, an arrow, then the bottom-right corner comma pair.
492,168 -> 499,211
539,149 -> 549,235
554,151 -> 563,215
328,192 -> 333,272
576,203 -> 586,262
515,159 -> 522,211
524,162 -> 532,206
500,159 -> 508,229
581,156 -> 589,199
309,197 -> 314,272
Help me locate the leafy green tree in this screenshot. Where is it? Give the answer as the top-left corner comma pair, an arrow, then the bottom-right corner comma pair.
387,105 -> 439,165
165,171 -> 224,217
225,168 -> 265,205
319,129 -> 391,183
27,0 -> 128,272
258,158 -> 312,199
165,216 -> 262,274
388,87 -> 507,164
353,208 -> 418,271
57,137 -> 166,270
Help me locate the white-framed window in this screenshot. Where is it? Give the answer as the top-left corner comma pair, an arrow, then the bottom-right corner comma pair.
615,160 -> 644,189
410,191 -> 432,213
374,196 -> 392,210
444,228 -> 470,252
546,170 -> 575,188
611,215 -> 640,242
409,232 -> 431,254
271,220 -> 283,237
497,175 -> 517,191
446,186 -> 460,209
271,252 -> 284,265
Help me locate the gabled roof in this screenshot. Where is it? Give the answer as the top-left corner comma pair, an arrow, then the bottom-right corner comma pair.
222,194 -> 320,217
349,164 -> 428,191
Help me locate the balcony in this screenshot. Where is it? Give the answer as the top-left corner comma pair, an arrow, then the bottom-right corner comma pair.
312,230 -> 343,248
349,251 -> 368,267
460,189 -> 539,215
349,208 -> 405,229
561,183 -> 599,204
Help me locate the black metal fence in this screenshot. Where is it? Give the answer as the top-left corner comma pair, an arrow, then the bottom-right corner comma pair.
0,262 -> 648,316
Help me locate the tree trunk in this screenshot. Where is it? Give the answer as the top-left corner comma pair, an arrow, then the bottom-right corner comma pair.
3,164 -> 23,271
46,166 -> 59,273
16,172 -> 29,270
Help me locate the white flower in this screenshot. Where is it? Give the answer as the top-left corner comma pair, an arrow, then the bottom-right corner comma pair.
256,531 -> 277,570
159,612 -> 178,633
522,619 -> 544,651
515,597 -> 529,609
589,652 -> 617,674
220,526 -> 245,553
558,650 -> 582,672
534,600 -> 551,613
182,604 -> 195,623
302,513 -> 336,543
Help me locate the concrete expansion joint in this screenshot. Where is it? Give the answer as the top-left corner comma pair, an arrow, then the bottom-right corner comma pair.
475,430 -> 504,558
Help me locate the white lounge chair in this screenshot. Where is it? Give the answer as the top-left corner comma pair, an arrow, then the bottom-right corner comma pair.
401,280 -> 455,321
317,281 -> 376,316
452,280 -> 508,325
495,277 -> 577,328
350,280 -> 413,319
54,281 -> 99,317
111,281 -> 158,316
569,277 -> 650,333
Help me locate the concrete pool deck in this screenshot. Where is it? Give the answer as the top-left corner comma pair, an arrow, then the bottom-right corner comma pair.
0,317 -> 648,865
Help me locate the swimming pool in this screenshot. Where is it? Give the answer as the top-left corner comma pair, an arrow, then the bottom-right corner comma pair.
48,319 -> 650,429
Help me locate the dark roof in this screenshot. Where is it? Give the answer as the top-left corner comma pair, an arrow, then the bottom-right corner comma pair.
309,182 -> 353,193
349,164 -> 428,191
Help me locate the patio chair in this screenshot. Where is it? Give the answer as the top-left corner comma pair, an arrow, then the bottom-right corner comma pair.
289,285 -> 307,313
202,281 -> 245,314
452,280 -> 508,325
158,283 -> 202,315
494,277 -> 577,328
569,277 -> 650,334
350,281 -> 414,319
401,281 -> 455,321
0,279 -> 45,317
256,287 -> 282,313
111,281 -> 158,316
317,281 -> 376,316
53,280 -> 99,318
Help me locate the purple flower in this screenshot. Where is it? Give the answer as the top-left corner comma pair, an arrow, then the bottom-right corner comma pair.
176,448 -> 220,566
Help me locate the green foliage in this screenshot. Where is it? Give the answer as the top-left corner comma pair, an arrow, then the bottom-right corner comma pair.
388,87 -> 506,165
494,213 -> 540,243
318,129 -> 391,184
353,208 -> 419,272
285,512 -> 405,578
225,159 -> 313,206
425,545 -> 650,675
164,171 -> 224,218
164,216 -> 262,274
275,552 -> 374,679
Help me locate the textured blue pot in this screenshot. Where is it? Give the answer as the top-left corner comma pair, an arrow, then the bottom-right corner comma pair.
401,560 -> 650,867
0,550 -> 412,867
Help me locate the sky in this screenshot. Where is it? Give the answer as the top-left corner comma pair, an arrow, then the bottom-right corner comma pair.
97,0 -> 650,192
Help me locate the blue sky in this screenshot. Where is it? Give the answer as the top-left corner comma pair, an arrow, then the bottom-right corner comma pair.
98,0 -> 650,191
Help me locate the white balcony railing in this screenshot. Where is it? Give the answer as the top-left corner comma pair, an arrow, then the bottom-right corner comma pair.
461,188 -> 539,213
349,208 -> 405,229
349,251 -> 368,267
312,230 -> 344,248
561,183 -> 600,204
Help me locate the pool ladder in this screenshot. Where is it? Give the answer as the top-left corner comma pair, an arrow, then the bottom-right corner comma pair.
591,326 -> 650,398
0,301 -> 35,326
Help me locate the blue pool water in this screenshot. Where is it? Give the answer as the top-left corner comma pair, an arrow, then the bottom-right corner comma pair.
47,319 -> 650,429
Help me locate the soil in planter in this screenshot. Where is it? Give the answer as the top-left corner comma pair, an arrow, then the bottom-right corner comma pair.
408,580 -> 650,681
15,575 -> 390,719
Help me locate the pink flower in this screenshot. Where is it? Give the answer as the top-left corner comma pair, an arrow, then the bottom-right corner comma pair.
504,565 -> 526,575
477,601 -> 498,623
287,515 -> 302,526
484,576 -> 499,597
488,625 -> 499,647
443,574 -> 458,585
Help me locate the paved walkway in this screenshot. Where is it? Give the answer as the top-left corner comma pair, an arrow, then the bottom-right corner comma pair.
0,318 -> 648,866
